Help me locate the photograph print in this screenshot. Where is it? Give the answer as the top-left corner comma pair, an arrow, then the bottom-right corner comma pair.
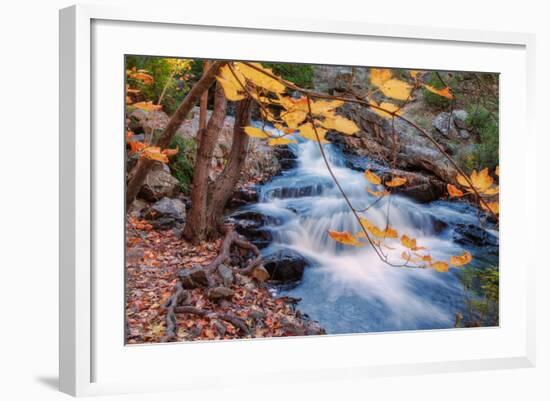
124,57 -> 499,344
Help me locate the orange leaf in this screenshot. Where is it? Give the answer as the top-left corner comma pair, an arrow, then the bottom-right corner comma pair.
449,251 -> 472,267
133,101 -> 162,112
364,170 -> 382,185
128,141 -> 146,153
367,188 -> 390,197
385,176 -> 407,187
162,146 -> 179,157
141,147 -> 169,163
328,230 -> 361,246
423,85 -> 453,99
430,261 -> 449,272
481,201 -> 499,215
447,183 -> 464,197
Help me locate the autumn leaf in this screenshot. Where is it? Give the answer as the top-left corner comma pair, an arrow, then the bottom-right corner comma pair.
217,77 -> 246,101
409,70 -> 420,80
367,188 -> 390,197
400,235 -> 426,251
424,85 -> 453,99
244,126 -> 270,139
430,261 -> 449,273
359,218 -> 397,239
141,147 -> 169,163
368,100 -> 402,119
319,113 -> 359,135
297,122 -> 328,143
234,62 -> 286,93
309,99 -> 344,114
450,251 -> 472,267
370,68 -> 393,87
328,230 -> 361,246
128,70 -> 154,84
128,141 -> 146,153
447,183 -> 464,198
268,137 -> 297,146
481,201 -> 499,215
281,110 -> 307,129
495,166 -> 499,176
385,176 -> 407,187
456,168 -> 494,193
162,147 -> 179,157
364,170 -> 382,185
379,79 -> 413,101
133,101 -> 162,112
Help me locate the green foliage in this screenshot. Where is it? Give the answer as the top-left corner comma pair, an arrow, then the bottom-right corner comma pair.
457,265 -> 499,327
466,105 -> 499,171
422,72 -> 453,109
168,136 -> 196,194
264,62 -> 314,88
125,56 -> 192,115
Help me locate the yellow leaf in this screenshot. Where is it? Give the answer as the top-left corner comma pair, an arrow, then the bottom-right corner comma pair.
482,186 -> 499,196
447,183 -> 464,198
310,99 -> 344,114
320,114 -> 359,135
243,126 -> 270,139
385,176 -> 407,187
368,100 -> 402,119
430,261 -> 449,273
379,79 -> 412,101
481,201 -> 499,215
216,77 -> 246,101
281,110 -> 307,129
359,218 -> 397,239
328,230 -> 362,246
449,251 -> 472,267
133,101 -> 162,112
367,188 -> 390,197
409,70 -> 420,79
413,253 -> 433,263
234,62 -> 286,93
456,168 -> 494,193
364,170 -> 382,185
495,166 -> 499,176
400,235 -> 426,251
370,68 -> 393,87
141,147 -> 169,163
424,84 -> 453,99
268,137 -> 297,146
278,95 -> 309,112
298,122 -> 328,143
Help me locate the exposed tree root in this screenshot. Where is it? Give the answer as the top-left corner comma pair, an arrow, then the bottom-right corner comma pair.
162,225 -> 262,341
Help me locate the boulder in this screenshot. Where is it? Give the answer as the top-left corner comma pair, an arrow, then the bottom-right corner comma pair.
138,163 -> 180,201
127,198 -> 149,218
433,112 -> 459,138
452,223 -> 499,254
207,286 -> 235,301
179,267 -> 209,289
217,264 -> 234,286
263,249 -> 309,283
452,109 -> 469,129
144,197 -> 186,221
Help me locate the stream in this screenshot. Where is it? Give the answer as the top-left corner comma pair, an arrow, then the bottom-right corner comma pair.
234,129 -> 499,334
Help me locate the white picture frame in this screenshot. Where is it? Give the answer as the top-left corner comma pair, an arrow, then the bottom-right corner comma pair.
59,3 -> 536,397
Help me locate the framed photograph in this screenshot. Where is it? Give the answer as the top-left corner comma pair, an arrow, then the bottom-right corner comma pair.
60,4 -> 536,396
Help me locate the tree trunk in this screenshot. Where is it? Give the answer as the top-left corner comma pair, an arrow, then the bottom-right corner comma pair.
126,61 -> 224,208
205,97 -> 253,239
197,60 -> 212,142
183,82 -> 227,243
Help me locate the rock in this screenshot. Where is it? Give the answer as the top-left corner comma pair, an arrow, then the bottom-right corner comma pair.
313,65 -> 368,94
452,223 -> 499,253
207,286 -> 235,300
227,186 -> 259,209
280,315 -> 306,336
272,145 -> 298,171
263,249 -> 309,282
127,198 -> 148,218
138,163 -> 180,201
433,112 -> 458,138
305,320 -> 326,336
179,267 -> 209,289
217,264 -> 234,286
144,197 -> 186,220
458,129 -> 470,140
251,265 -> 270,282
452,110 -> 468,129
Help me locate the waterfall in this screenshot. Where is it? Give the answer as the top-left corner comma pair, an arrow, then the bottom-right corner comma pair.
240,131 -> 497,334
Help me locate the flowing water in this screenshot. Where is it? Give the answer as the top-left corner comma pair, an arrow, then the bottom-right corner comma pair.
237,130 -> 498,334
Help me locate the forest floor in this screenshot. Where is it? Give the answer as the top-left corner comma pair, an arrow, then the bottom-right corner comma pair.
125,216 -> 324,343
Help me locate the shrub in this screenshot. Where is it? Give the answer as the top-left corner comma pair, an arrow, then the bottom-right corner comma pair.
458,265 -> 499,327
169,136 -> 196,194
466,105 -> 499,170
264,62 -> 314,88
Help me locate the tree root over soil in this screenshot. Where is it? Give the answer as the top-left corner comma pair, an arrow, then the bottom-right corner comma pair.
160,225 -> 326,342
